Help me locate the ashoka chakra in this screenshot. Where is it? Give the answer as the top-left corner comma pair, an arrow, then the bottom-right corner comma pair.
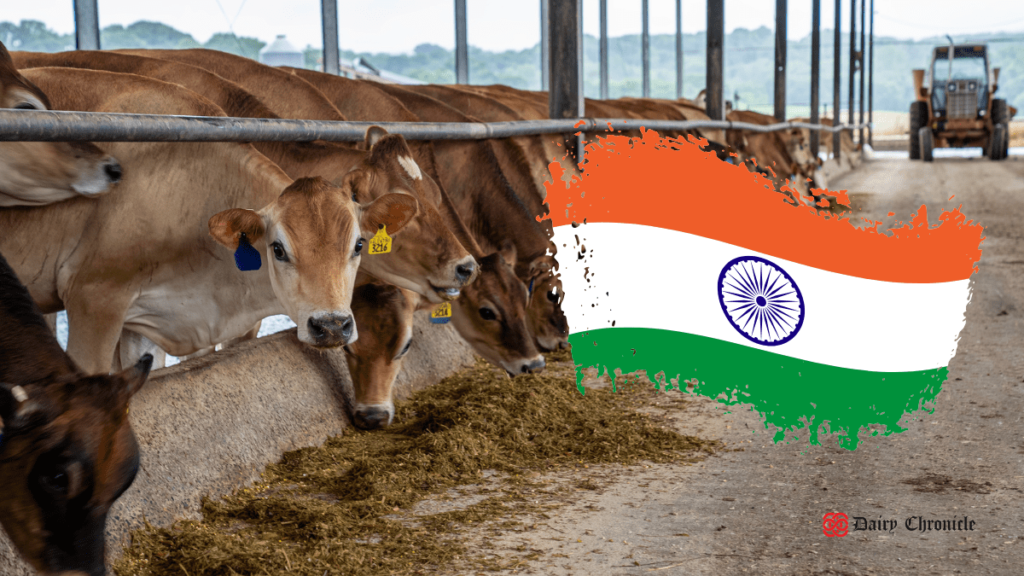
717,256 -> 805,346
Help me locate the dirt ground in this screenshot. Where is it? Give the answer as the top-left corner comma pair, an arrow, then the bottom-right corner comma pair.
418,154 -> 1024,575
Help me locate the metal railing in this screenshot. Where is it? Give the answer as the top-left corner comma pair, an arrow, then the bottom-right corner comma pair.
0,109 -> 871,143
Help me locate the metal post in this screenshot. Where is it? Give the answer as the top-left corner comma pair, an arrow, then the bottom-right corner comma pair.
848,0 -> 856,141
600,0 -> 609,98
832,0 -> 841,160
549,0 -> 584,162
774,0 -> 787,121
858,0 -> 866,146
675,0 -> 683,99
706,0 -> 725,120
73,0 -> 100,51
321,0 -> 339,75
541,0 -> 550,91
455,0 -> 469,84
810,0 -> 820,159
868,0 -> 874,147
642,0 -> 651,98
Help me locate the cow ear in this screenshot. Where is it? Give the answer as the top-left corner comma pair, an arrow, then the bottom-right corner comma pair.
209,208 -> 266,250
116,353 -> 154,400
360,192 -> 418,238
498,239 -> 518,269
365,126 -> 389,149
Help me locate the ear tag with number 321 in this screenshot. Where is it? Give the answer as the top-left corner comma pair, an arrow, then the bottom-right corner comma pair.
430,302 -> 452,324
369,224 -> 392,255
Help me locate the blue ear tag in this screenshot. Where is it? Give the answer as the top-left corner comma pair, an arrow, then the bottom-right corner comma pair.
234,232 -> 262,271
528,277 -> 535,298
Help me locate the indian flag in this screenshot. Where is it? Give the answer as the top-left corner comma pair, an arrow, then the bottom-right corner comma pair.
543,129 -> 984,449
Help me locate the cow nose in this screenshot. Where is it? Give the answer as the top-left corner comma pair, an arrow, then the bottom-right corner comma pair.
104,160 -> 123,183
307,314 -> 355,347
521,356 -> 546,374
454,257 -> 477,284
352,406 -> 392,430
558,340 -> 570,350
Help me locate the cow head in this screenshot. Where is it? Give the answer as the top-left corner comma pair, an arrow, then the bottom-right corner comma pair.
451,241 -> 546,377
0,354 -> 153,576
342,282 -> 420,430
209,176 -> 417,348
0,42 -> 123,207
525,255 -> 569,352
341,127 -> 477,304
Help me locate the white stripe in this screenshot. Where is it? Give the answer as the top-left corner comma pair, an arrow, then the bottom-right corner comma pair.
555,223 -> 969,373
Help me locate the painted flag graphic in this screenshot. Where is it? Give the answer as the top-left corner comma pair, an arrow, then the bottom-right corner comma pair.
543,129 -> 984,450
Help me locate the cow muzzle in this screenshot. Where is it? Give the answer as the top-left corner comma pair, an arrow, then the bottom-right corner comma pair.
306,313 -> 356,347
504,355 -> 546,377
351,403 -> 395,430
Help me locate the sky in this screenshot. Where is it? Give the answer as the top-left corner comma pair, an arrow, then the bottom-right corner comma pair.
5,0 -> 1024,53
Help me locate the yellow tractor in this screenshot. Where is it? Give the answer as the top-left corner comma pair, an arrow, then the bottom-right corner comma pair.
910,40 -> 1015,161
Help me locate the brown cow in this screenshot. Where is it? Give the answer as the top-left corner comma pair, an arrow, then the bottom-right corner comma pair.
1,248 -> 153,576
0,42 -> 122,207
0,67 -> 415,375
343,281 -> 419,430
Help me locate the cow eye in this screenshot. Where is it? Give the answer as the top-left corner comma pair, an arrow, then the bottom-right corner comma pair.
14,102 -> 37,110
479,307 -> 497,321
354,238 -> 365,256
271,241 -> 288,262
38,466 -> 69,495
398,339 -> 412,358
547,287 -> 559,303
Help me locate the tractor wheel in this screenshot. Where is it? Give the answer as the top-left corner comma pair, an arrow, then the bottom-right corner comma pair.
991,98 -> 1009,126
991,123 -> 1008,161
909,101 -> 927,160
919,127 -> 934,162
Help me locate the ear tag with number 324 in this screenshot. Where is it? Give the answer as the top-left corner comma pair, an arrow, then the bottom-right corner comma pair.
369,224 -> 392,255
430,302 -> 452,324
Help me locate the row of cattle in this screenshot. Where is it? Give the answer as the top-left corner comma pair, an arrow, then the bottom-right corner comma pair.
0,43 -> 851,576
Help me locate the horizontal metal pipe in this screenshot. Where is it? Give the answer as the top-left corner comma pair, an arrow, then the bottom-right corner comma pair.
0,109 -> 870,143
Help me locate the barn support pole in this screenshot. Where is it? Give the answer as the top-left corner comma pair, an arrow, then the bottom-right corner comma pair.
320,0 -> 340,75
541,0 -> 550,91
676,0 -> 683,99
868,0 -> 874,146
73,0 -> 100,51
642,0 -> 651,98
455,0 -> 469,84
774,0 -> 787,121
706,0 -> 725,120
549,0 -> 584,162
810,0 -> 821,159
858,0 -> 865,145
600,0 -> 609,98
848,0 -> 856,143
832,0 -> 841,160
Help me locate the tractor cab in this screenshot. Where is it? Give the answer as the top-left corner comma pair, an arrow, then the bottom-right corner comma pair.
927,44 -> 989,121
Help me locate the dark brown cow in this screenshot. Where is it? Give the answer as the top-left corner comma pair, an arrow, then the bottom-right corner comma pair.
0,42 -> 122,207
1,249 -> 153,576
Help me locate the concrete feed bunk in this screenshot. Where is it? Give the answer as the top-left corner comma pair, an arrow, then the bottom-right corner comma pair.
0,316 -> 475,576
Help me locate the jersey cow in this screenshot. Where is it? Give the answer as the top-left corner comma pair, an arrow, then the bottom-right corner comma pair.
1,67 -> 415,375
0,42 -> 122,207
1,248 -> 153,576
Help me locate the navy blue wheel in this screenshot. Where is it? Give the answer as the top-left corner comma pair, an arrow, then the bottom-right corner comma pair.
717,256 -> 804,346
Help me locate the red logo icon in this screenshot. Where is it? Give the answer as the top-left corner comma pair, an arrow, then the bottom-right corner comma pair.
823,512 -> 849,537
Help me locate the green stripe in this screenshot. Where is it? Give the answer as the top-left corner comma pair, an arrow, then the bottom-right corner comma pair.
569,328 -> 946,451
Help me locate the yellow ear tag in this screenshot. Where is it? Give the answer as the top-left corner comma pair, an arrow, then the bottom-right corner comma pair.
430,302 -> 452,324
369,224 -> 392,255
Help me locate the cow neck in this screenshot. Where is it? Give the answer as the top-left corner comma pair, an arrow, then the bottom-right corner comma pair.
255,141 -> 362,184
